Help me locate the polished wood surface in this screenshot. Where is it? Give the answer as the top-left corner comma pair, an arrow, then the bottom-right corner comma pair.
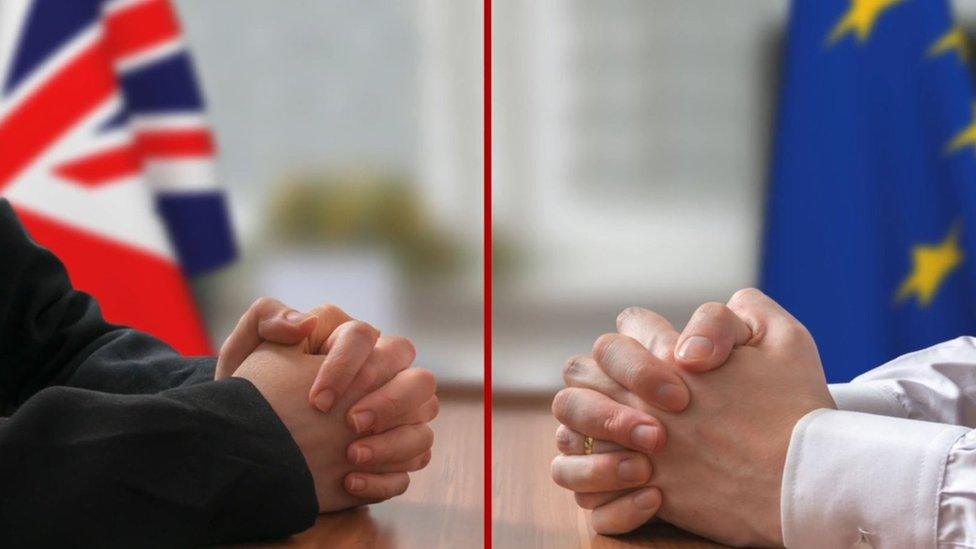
246,392 -> 484,549
492,395 -> 727,549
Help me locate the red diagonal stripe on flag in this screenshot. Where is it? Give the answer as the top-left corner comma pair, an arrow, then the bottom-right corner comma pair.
106,0 -> 181,61
14,204 -> 213,355
55,145 -> 142,187
0,41 -> 116,191
137,129 -> 215,157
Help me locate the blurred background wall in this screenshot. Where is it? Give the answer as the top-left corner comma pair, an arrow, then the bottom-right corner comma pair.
492,0 -> 976,392
174,0 -> 483,386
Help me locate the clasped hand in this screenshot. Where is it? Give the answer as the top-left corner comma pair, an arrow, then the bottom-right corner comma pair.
551,289 -> 835,547
216,298 -> 438,513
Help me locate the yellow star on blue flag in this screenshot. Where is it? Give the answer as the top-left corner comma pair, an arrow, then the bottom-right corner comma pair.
764,0 -> 976,382
896,223 -> 964,307
947,105 -> 976,155
928,26 -> 968,60
827,0 -> 903,45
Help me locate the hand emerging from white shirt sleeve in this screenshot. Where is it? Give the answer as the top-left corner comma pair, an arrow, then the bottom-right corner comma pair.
552,288 -> 976,548
551,288 -> 835,546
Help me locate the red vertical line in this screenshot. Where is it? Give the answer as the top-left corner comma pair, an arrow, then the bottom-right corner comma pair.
483,0 -> 493,546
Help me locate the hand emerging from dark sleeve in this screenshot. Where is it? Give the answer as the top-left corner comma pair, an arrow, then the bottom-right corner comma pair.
217,298 -> 439,510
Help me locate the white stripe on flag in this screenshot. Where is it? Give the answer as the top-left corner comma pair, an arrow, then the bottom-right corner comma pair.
145,158 -> 218,192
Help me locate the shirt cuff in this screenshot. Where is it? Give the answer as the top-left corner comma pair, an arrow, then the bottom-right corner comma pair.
829,382 -> 907,418
781,409 -> 968,548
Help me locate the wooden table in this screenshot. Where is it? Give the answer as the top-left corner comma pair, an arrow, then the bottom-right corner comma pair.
492,395 -> 727,548
245,391 -> 484,549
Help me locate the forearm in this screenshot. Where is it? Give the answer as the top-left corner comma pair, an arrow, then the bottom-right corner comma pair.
3,323 -> 220,410
0,379 -> 317,546
61,329 -> 218,396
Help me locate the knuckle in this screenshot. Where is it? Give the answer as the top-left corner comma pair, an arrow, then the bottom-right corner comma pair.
374,480 -> 393,499
562,355 -> 587,381
385,424 -> 407,447
217,337 -> 234,358
419,424 -> 435,448
399,369 -> 436,400
411,368 -> 437,393
616,306 -> 644,328
621,358 -> 653,391
622,362 -> 644,389
782,320 -> 813,344
592,333 -> 619,364
327,348 -> 355,373
345,320 -> 378,340
730,287 -> 762,305
556,425 -> 573,454
425,395 -> 441,420
404,456 -> 421,471
592,518 -> 620,536
591,515 -> 611,535
379,393 -> 404,417
555,425 -> 574,452
551,389 -> 575,420
250,296 -> 278,312
357,365 -> 379,389
575,493 -> 599,510
602,406 -> 629,438
694,301 -> 728,320
387,336 -> 417,364
550,457 -> 567,486
649,333 -> 678,363
385,441 -> 406,463
397,477 -> 411,496
386,477 -> 409,498
312,303 -> 347,322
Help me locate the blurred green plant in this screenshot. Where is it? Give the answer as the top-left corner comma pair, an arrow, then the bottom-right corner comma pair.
490,229 -> 519,283
268,170 -> 463,278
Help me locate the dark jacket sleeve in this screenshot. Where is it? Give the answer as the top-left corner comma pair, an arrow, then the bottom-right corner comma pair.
0,200 -> 318,545
0,200 -> 216,412
0,380 -> 318,546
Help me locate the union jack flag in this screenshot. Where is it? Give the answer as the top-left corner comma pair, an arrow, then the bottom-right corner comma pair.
0,0 -> 236,355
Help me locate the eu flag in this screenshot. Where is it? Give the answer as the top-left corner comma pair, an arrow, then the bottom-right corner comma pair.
762,0 -> 976,382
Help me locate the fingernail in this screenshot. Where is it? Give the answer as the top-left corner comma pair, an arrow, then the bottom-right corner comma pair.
655,382 -> 688,411
677,335 -> 713,361
354,446 -> 373,464
314,389 -> 336,412
285,310 -> 308,323
348,477 -> 366,491
631,424 -> 660,453
616,457 -> 645,482
633,488 -> 659,510
351,410 -> 376,434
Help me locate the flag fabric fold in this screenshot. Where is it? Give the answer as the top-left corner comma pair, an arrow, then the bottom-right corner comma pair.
0,0 -> 237,355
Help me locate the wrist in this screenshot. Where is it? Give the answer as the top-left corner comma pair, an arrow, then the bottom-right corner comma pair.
760,405 -> 826,546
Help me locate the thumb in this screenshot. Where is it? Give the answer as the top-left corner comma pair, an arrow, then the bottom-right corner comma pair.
674,301 -> 752,372
215,297 -> 317,379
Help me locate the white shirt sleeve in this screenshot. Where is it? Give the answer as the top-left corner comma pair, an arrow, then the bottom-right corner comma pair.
827,336 -> 976,426
782,337 -> 976,548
